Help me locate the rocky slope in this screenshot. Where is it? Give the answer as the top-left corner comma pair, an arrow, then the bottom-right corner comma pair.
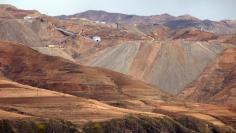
82,40 -> 230,94
178,48 -> 236,108
0,12 -> 43,47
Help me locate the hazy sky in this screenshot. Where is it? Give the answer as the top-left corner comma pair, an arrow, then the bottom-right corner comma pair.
1,0 -> 236,21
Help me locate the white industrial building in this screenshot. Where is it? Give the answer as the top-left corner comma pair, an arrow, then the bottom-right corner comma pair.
24,16 -> 32,20
92,36 -> 102,43
48,45 -> 56,48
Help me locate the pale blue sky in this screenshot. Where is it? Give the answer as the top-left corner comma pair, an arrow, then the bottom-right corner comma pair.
0,0 -> 236,21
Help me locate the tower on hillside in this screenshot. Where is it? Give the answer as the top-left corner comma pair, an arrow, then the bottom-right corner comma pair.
116,23 -> 119,30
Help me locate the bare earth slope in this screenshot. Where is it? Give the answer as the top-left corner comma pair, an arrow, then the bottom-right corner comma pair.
84,40 -> 229,94
178,48 -> 236,108
0,41 -> 168,102
0,16 -> 42,47
0,78 -> 163,126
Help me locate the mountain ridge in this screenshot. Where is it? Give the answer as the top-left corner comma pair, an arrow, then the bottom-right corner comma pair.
58,10 -> 236,35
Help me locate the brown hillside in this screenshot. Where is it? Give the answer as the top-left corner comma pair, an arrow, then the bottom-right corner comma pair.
0,4 -> 40,19
178,48 -> 236,108
0,41 -> 168,102
171,29 -> 218,41
0,41 -> 236,130
0,77 -> 163,126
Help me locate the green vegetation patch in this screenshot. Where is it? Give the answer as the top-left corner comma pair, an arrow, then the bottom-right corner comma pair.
83,115 -> 236,133
0,119 -> 81,133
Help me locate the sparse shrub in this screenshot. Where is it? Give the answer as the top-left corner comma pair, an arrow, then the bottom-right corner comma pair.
83,115 -> 236,133
37,123 -> 46,133
83,122 -> 104,133
0,120 -> 14,133
0,119 -> 80,133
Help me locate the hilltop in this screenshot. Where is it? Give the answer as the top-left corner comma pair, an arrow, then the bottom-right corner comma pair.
59,10 -> 236,35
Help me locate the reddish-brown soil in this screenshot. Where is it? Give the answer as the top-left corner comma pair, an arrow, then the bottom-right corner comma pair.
179,48 -> 236,108
171,29 -> 218,41
0,41 -> 235,131
0,41 -> 168,102
0,4 -> 40,19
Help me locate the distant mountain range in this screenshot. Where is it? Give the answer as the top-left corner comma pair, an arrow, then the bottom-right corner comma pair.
58,10 -> 236,35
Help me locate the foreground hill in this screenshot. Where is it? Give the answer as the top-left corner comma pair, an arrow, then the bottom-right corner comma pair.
0,77 -> 73,98
0,41 -> 168,102
178,48 -> 236,108
0,41 -> 235,132
0,77 -> 164,126
0,74 -> 235,132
